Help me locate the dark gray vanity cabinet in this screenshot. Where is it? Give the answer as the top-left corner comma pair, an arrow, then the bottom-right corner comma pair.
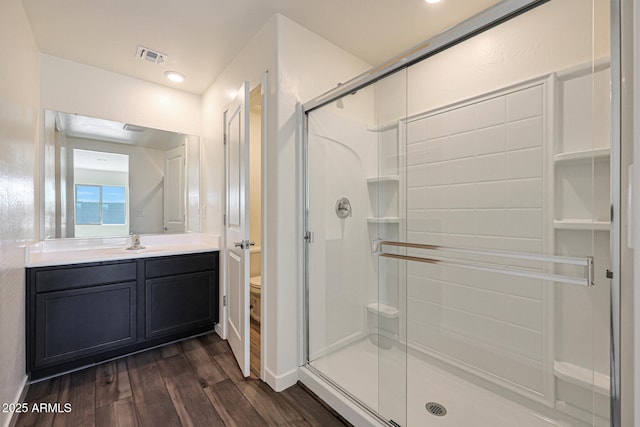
145,253 -> 218,339
28,262 -> 138,370
26,251 -> 218,380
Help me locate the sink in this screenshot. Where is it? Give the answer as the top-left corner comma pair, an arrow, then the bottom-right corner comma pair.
101,246 -> 166,255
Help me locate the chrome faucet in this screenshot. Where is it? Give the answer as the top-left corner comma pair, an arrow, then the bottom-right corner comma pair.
127,233 -> 146,250
335,196 -> 352,218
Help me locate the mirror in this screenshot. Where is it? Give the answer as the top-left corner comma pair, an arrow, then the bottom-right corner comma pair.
43,110 -> 200,239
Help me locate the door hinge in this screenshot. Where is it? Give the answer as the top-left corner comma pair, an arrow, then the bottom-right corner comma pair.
223,295 -> 227,306
223,213 -> 226,226
304,231 -> 314,244
606,270 -> 614,279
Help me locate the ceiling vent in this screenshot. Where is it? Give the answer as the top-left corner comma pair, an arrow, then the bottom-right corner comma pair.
123,123 -> 146,132
136,46 -> 167,65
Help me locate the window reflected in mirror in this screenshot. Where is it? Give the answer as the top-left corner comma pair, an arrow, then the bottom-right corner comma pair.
43,110 -> 200,239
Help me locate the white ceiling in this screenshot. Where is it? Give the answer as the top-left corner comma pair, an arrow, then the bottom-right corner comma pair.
21,0 -> 501,94
73,149 -> 129,173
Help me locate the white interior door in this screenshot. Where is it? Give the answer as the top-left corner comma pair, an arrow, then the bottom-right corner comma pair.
225,81 -> 251,377
163,145 -> 185,232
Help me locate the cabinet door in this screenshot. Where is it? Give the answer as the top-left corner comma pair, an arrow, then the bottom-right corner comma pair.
145,271 -> 216,339
34,282 -> 136,368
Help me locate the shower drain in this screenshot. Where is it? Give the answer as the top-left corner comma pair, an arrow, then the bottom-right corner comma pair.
425,402 -> 447,417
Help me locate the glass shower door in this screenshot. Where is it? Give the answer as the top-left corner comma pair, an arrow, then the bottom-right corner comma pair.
306,70 -> 408,425
371,69 -> 408,426
395,1 -> 611,425
305,1 -> 612,426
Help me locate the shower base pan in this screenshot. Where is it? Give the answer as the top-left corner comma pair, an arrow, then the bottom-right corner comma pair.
304,338 -> 579,427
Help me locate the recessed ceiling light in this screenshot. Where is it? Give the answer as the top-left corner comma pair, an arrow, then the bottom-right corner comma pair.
164,71 -> 184,83
425,0 -> 441,3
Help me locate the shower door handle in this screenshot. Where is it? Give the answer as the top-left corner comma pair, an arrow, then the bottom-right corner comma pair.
372,239 -> 595,287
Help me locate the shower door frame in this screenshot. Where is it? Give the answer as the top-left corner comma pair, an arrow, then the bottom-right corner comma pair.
301,1 -> 623,426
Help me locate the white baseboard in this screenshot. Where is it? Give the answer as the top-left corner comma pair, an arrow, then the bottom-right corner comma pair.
264,366 -> 298,392
5,376 -> 28,427
214,322 -> 224,339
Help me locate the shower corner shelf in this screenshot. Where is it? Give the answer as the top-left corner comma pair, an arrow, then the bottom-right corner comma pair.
366,175 -> 399,184
553,361 -> 609,396
553,147 -> 610,164
553,219 -> 610,231
366,121 -> 399,133
366,303 -> 399,319
367,217 -> 400,224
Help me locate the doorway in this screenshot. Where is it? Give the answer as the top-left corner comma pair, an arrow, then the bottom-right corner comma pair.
224,77 -> 267,380
248,84 -> 263,378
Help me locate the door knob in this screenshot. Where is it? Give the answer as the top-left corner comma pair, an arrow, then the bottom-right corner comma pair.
233,240 -> 256,249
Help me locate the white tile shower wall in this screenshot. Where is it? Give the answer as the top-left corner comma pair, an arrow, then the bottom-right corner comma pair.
561,69 -> 611,153
405,83 -> 547,396
307,107 -> 377,359
554,66 -> 611,382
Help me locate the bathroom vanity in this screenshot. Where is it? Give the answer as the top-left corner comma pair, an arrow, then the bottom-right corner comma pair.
25,234 -> 219,380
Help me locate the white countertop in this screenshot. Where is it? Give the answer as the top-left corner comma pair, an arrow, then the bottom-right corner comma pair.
26,233 -> 220,267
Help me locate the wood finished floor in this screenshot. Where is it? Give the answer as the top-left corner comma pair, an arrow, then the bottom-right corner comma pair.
16,333 -> 351,427
250,319 -> 260,377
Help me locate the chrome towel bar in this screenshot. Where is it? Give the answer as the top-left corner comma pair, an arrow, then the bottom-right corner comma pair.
372,240 -> 594,287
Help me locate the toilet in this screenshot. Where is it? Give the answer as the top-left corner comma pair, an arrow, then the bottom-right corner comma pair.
249,276 -> 262,323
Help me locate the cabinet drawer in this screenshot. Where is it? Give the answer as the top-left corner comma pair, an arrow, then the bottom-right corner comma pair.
33,261 -> 137,293
34,282 -> 137,368
145,252 -> 217,278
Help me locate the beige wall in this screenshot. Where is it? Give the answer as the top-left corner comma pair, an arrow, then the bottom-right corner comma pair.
0,1 -> 40,426
40,55 -> 201,136
249,93 -> 262,278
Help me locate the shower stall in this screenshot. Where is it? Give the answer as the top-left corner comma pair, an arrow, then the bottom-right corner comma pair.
301,1 -> 616,426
